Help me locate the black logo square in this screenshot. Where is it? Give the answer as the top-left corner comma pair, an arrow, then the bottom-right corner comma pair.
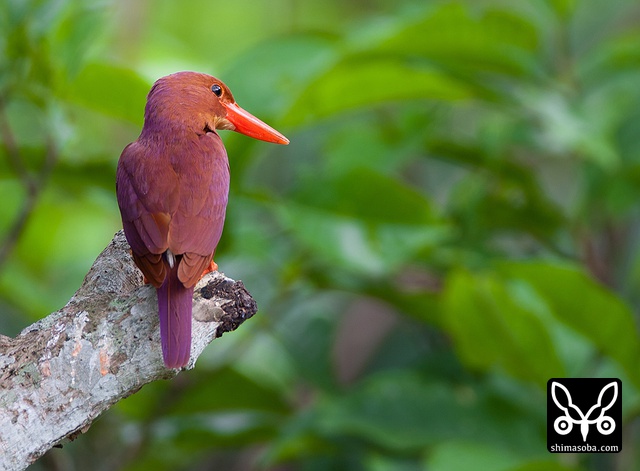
547,378 -> 621,453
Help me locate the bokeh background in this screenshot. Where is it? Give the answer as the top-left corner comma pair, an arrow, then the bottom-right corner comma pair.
2,0 -> 640,469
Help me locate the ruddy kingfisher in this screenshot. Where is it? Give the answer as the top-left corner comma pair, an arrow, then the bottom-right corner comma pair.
116,72 -> 289,368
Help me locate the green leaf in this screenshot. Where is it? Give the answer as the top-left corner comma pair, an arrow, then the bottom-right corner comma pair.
278,168 -> 449,275
272,293 -> 345,392
293,168 -> 433,225
511,461 -> 582,471
285,56 -> 470,125
50,2 -> 109,77
1,186 -> 120,320
313,371 -> 545,453
427,440 -> 583,471
168,367 -> 289,415
63,62 -> 149,124
499,261 -> 640,388
427,441 -> 522,471
224,33 -> 339,118
548,0 -> 577,18
441,269 -> 566,384
429,140 -> 565,244
376,3 -> 539,77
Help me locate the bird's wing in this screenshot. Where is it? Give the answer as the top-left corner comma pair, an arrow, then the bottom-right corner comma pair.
116,141 -> 180,287
116,134 -> 229,288
168,133 -> 230,287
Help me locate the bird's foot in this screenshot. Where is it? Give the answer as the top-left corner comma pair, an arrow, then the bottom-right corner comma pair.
201,259 -> 218,278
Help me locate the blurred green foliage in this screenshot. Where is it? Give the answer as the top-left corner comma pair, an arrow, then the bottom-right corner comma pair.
2,0 -> 640,469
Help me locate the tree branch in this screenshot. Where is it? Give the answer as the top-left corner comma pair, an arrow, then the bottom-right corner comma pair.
0,231 -> 257,471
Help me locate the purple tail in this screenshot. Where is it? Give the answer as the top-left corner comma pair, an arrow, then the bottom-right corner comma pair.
157,263 -> 193,368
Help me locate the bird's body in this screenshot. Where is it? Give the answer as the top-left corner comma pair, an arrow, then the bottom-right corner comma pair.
116,72 -> 288,368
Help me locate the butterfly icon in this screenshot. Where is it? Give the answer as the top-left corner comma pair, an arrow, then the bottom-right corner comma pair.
551,381 -> 617,442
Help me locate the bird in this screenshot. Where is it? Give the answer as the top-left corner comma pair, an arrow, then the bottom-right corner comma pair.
116,71 -> 289,368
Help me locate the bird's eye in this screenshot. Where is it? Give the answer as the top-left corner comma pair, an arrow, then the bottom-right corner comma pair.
211,84 -> 222,97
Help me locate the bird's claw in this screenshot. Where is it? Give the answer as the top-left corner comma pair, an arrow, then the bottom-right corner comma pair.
201,259 -> 218,279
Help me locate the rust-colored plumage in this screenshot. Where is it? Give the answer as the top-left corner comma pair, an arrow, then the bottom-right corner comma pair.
116,72 -> 288,368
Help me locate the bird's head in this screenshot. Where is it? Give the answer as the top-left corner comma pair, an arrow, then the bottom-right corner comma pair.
143,71 -> 289,145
